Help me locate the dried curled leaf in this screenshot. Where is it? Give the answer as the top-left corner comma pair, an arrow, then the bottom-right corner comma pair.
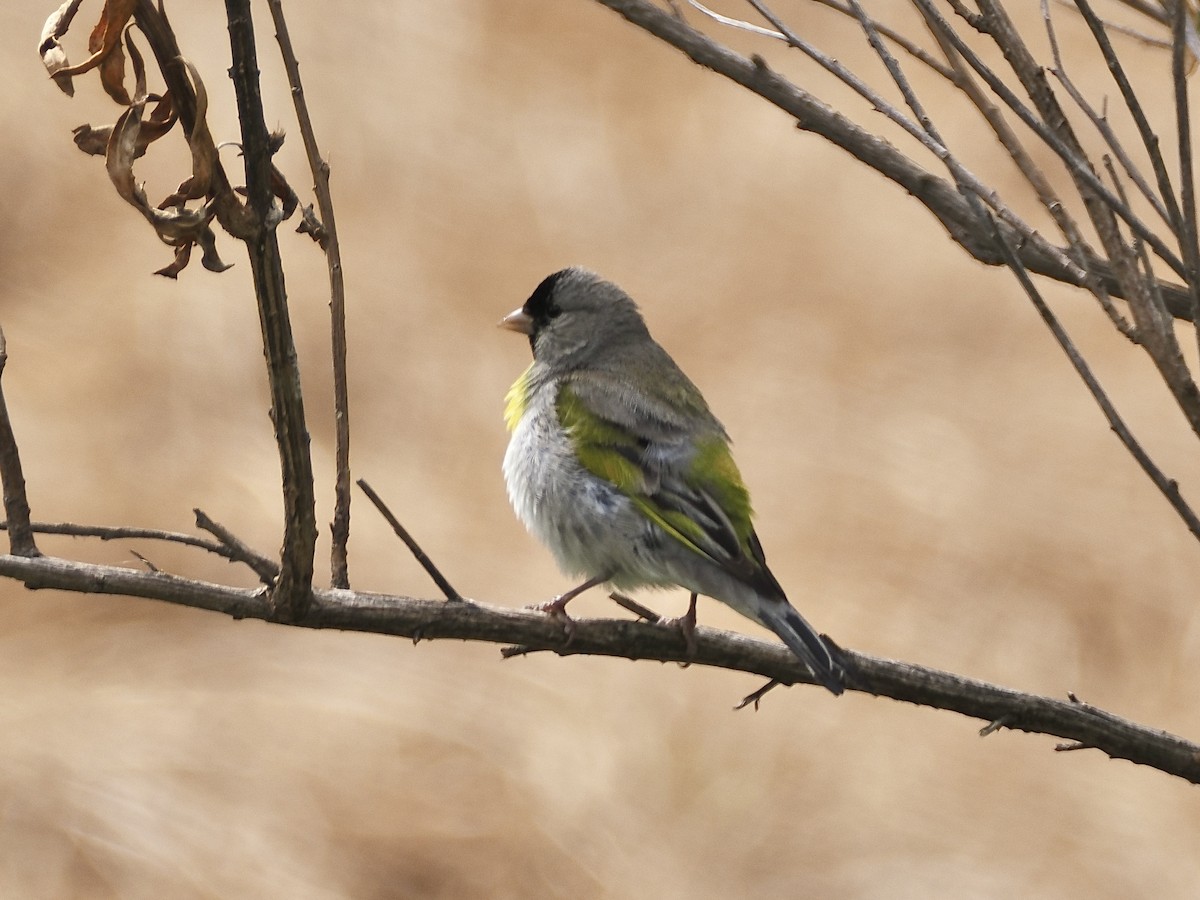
71,123 -> 111,156
95,33 -> 130,105
104,36 -> 231,277
296,203 -> 329,249
55,0 -> 137,83
72,92 -> 177,157
39,0 -> 85,96
270,163 -> 300,222
159,60 -> 215,208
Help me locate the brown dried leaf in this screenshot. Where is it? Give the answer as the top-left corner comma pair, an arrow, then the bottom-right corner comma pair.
57,0 -> 137,82
106,77 -> 223,276
196,225 -> 233,273
124,19 -> 146,101
106,100 -> 146,208
296,203 -> 329,249
97,36 -> 130,105
39,0 -> 85,96
72,123 -> 112,156
72,94 -> 175,159
154,242 -> 191,279
270,164 -> 299,221
159,60 -> 216,208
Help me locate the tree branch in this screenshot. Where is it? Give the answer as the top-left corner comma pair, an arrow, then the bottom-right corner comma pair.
0,331 -> 39,558
593,0 -> 1196,319
2,551 -> 1196,783
224,0 -> 316,617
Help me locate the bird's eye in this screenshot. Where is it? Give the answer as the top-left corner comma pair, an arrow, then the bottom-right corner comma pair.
546,303 -> 563,319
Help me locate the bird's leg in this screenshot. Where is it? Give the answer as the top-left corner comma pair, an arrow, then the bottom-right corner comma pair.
530,573 -> 612,638
658,592 -> 699,661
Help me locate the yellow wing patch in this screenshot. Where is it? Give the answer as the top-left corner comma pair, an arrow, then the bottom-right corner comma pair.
504,363 -> 534,432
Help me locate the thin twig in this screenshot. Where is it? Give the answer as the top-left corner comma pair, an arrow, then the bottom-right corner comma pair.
924,16 -> 1102,298
986,211 -> 1200,542
193,508 -> 280,584
744,0 -> 1043,251
922,4 -> 1134,339
0,330 -> 39,558
266,0 -> 352,591
1071,0 -> 1185,242
1057,0 -> 1171,43
609,591 -> 662,621
0,519 -> 251,560
845,0 -> 942,145
1045,0 -> 1171,227
1111,0 -> 1170,22
811,0 -> 956,79
129,549 -> 160,573
688,1 -> 783,39
356,479 -> 463,601
1105,155 -> 1174,332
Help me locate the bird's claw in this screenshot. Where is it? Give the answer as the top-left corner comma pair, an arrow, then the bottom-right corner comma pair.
529,595 -> 577,643
658,592 -> 699,663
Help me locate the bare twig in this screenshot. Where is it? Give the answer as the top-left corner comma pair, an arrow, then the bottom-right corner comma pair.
1045,0 -> 1171,227
0,519 -> 258,564
811,0 -> 956,79
745,0 -> 1038,243
924,6 -> 1136,340
193,508 -> 280,584
266,0 -> 352,591
688,1 -> 783,39
357,479 -> 463,601
609,591 -> 662,621
224,0 -> 316,619
0,330 -> 39,558
1104,155 -> 1174,334
1070,0 -> 1187,247
985,211 -> 1200,542
919,0 -> 1188,280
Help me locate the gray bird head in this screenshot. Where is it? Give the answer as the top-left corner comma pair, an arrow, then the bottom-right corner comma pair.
500,267 -> 651,370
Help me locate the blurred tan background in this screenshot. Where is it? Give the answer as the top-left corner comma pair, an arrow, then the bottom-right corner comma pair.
4,1 -> 1200,897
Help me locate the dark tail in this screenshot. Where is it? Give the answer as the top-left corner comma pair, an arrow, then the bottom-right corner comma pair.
759,603 -> 845,696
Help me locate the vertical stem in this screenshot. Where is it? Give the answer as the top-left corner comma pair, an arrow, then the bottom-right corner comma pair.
267,0 -> 352,590
225,0 -> 316,617
0,330 -> 40,558
1171,0 -> 1200,339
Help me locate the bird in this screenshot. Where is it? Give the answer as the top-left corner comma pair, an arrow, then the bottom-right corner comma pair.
500,267 -> 845,695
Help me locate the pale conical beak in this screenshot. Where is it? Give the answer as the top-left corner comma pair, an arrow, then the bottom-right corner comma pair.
500,307 -> 533,335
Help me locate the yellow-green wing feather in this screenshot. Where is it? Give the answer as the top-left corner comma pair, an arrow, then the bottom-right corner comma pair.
556,382 -> 757,568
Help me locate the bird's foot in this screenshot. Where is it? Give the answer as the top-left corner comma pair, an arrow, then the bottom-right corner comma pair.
525,574 -> 611,644
735,679 -> 781,711
529,594 -> 578,642
658,592 -> 699,663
